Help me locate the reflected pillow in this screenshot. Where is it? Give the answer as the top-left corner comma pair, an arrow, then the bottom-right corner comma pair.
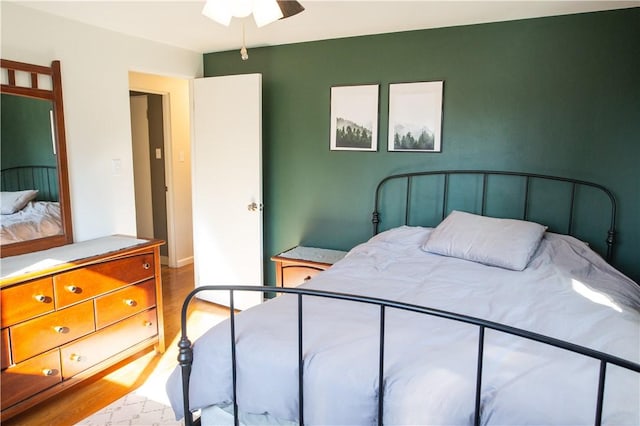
1,190 -> 39,214
422,210 -> 547,271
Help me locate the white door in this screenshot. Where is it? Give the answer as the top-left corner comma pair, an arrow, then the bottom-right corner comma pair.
191,74 -> 263,310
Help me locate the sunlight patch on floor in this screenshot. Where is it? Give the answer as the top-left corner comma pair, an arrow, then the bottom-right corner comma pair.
81,305 -> 230,425
132,307 -> 229,406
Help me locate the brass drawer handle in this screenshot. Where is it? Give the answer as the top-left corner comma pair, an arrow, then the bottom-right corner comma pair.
34,294 -> 48,303
70,353 -> 82,362
54,326 -> 68,334
143,320 -> 153,327
66,285 -> 80,293
124,299 -> 137,307
142,262 -> 151,270
42,368 -> 56,376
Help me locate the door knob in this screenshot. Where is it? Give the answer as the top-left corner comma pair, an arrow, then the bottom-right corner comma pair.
247,202 -> 263,212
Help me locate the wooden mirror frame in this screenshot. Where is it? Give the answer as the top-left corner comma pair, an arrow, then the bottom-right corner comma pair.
1,59 -> 73,257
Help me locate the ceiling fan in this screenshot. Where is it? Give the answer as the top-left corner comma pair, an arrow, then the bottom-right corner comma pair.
202,0 -> 305,28
202,0 -> 304,60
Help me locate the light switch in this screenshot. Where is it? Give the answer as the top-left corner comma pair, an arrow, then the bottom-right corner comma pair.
155,148 -> 162,159
179,151 -> 185,162
112,159 -> 122,176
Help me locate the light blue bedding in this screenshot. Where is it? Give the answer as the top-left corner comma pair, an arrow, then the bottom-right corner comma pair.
167,227 -> 640,425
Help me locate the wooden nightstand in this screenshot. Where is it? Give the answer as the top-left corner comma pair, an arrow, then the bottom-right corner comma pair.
271,246 -> 347,288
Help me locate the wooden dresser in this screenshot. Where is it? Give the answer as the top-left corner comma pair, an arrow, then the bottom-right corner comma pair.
0,236 -> 164,421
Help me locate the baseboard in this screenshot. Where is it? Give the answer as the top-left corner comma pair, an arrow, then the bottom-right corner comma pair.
175,256 -> 194,268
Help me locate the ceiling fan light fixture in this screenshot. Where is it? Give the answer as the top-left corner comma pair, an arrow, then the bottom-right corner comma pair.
202,0 -> 304,27
231,0 -> 253,18
202,0 -> 232,26
253,0 -> 284,28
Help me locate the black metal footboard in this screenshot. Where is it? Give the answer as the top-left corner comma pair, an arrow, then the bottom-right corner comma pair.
178,286 -> 639,426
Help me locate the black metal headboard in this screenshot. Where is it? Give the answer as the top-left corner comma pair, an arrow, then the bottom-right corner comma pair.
372,170 -> 616,262
1,165 -> 59,202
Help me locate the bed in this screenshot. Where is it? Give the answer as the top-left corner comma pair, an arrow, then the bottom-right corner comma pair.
166,170 -> 640,426
0,165 -> 63,243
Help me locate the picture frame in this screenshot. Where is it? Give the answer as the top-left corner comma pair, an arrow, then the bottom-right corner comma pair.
388,81 -> 444,152
330,84 -> 379,151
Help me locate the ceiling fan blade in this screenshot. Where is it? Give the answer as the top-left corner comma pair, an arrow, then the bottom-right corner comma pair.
277,0 -> 305,19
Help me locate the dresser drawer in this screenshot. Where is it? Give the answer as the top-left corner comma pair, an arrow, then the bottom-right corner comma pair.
61,308 -> 158,378
95,279 -> 156,329
10,301 -> 95,363
1,328 -> 10,370
1,277 -> 55,327
1,349 -> 61,408
54,252 -> 155,308
282,265 -> 324,288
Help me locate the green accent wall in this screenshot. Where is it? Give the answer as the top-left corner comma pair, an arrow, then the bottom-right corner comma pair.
203,8 -> 640,283
1,94 -> 57,168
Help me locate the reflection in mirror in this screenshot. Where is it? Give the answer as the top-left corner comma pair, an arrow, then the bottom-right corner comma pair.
0,60 -> 72,257
1,94 -> 61,240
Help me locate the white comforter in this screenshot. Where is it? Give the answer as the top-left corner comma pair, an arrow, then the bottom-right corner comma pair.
167,227 -> 640,425
0,201 -> 62,243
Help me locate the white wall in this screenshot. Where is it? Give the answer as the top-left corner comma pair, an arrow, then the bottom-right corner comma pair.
1,2 -> 202,260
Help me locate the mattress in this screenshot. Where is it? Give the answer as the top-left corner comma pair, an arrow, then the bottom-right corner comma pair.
167,226 -> 640,425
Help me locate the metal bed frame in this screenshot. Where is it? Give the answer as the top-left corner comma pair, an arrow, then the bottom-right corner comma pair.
177,170 -> 635,426
1,165 -> 59,201
372,170 -> 616,262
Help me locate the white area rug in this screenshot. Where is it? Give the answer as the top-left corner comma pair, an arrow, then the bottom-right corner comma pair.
74,344 -> 184,426
75,390 -> 181,426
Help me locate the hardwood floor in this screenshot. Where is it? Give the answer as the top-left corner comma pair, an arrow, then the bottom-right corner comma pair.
3,263 -> 230,426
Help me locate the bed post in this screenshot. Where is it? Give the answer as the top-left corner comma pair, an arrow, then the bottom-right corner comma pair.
372,175 -> 391,236
178,288 -> 202,426
606,229 -> 615,263
178,335 -> 195,426
602,185 -> 617,264
372,211 -> 380,235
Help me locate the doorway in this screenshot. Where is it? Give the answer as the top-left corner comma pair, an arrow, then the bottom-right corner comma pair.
130,91 -> 169,264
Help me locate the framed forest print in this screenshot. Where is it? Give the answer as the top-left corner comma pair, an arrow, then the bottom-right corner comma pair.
330,84 -> 379,151
388,81 -> 443,152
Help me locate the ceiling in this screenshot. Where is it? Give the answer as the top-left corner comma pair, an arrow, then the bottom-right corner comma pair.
11,1 -> 639,54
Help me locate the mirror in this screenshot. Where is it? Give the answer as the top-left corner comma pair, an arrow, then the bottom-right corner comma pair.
1,59 -> 72,257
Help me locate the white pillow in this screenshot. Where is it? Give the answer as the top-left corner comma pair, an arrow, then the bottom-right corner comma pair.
1,190 -> 39,215
422,210 -> 547,271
